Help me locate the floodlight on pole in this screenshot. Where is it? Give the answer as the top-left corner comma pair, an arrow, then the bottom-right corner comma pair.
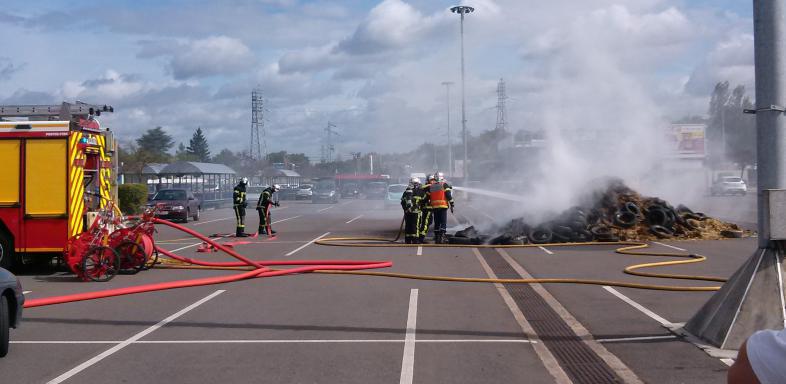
450,5 -> 474,185
441,81 -> 454,177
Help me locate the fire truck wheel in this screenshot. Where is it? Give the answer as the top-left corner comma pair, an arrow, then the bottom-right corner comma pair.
81,246 -> 120,282
0,295 -> 9,358
0,232 -> 14,270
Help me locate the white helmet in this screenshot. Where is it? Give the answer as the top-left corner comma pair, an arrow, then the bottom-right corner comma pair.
436,172 -> 445,182
240,177 -> 249,185
427,174 -> 436,182
273,184 -> 281,192
409,177 -> 421,186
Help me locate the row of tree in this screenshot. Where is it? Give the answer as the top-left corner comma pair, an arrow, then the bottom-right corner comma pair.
119,126 -> 317,178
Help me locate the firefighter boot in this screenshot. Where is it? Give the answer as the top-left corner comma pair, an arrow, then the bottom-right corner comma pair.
418,235 -> 425,244
434,233 -> 443,245
236,227 -> 249,237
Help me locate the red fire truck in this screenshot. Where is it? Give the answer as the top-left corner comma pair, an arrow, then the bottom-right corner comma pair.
0,102 -> 117,270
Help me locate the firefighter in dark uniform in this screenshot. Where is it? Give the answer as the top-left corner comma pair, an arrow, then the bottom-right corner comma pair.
257,184 -> 281,235
233,177 -> 249,237
418,174 -> 436,243
422,172 -> 454,244
401,177 -> 422,244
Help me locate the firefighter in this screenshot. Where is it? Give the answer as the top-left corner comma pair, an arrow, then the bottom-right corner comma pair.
401,177 -> 422,244
257,184 -> 281,235
418,174 -> 436,243
233,177 -> 250,237
423,171 -> 454,244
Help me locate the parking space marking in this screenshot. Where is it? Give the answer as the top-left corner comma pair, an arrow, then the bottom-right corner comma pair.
603,286 -> 740,367
602,286 -> 672,327
46,290 -> 225,384
192,217 -> 232,226
169,237 -> 222,253
318,205 -> 335,213
400,289 -> 418,384
346,214 -> 363,224
272,215 -> 302,224
285,232 -> 330,256
416,246 -> 422,256
473,248 -> 572,383
14,339 -> 534,345
497,249 -> 644,384
596,335 -> 677,343
538,246 -> 554,255
652,242 -> 687,252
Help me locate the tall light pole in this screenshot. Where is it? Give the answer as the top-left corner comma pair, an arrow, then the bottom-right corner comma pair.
441,81 -> 454,177
451,5 -> 474,185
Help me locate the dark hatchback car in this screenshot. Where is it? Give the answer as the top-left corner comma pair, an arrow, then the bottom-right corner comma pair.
1,267 -> 24,358
365,182 -> 388,199
312,180 -> 339,203
148,189 -> 201,223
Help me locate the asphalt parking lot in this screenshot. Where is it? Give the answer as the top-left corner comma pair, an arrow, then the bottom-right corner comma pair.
1,197 -> 753,383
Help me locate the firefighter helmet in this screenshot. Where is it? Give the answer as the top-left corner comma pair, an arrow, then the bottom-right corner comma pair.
427,174 -> 436,182
240,177 -> 249,185
273,184 -> 281,192
409,177 -> 421,186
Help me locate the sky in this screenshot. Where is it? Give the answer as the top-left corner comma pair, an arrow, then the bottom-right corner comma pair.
0,0 -> 754,161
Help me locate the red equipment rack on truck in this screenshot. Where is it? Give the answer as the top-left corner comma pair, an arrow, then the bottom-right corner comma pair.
0,102 -> 117,270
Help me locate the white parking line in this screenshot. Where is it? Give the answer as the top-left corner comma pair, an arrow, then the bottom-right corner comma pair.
169,237 -> 222,253
652,241 -> 687,252
346,214 -> 363,224
538,246 -> 554,255
273,215 -> 302,224
416,246 -> 423,256
23,290 -> 31,294
602,286 -> 673,327
14,339 -> 534,345
46,290 -> 225,384
400,289 -> 419,384
192,217 -> 231,226
596,335 -> 677,343
285,232 -> 330,256
318,205 -> 335,213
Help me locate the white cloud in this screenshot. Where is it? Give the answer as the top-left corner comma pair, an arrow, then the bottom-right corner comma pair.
138,36 -> 257,79
684,33 -> 754,95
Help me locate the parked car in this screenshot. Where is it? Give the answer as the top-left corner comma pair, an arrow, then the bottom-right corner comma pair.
312,180 -> 339,204
385,184 -> 408,209
711,177 -> 748,196
147,189 -> 201,222
0,267 -> 24,358
365,182 -> 388,199
278,185 -> 298,200
341,183 -> 360,199
296,184 -> 313,200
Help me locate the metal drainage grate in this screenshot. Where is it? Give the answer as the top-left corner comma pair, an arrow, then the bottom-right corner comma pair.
479,248 -> 623,383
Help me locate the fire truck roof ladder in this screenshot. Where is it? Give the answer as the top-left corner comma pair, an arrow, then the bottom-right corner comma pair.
0,102 -> 114,120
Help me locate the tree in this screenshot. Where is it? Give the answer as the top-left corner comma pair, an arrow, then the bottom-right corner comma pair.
175,142 -> 195,161
707,82 -> 756,172
136,126 -> 174,160
213,148 -> 241,167
187,127 -> 211,162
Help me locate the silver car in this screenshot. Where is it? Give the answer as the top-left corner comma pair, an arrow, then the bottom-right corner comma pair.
710,177 -> 748,196
0,267 -> 24,357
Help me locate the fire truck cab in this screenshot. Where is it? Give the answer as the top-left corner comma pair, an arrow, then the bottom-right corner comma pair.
0,102 -> 117,270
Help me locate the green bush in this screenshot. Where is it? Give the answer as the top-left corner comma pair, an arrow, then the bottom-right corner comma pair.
118,184 -> 149,215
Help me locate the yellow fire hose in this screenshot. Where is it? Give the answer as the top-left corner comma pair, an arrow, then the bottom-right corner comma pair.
154,232 -> 728,291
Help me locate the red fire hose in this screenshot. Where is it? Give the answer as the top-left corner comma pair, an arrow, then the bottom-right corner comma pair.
24,218 -> 392,308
